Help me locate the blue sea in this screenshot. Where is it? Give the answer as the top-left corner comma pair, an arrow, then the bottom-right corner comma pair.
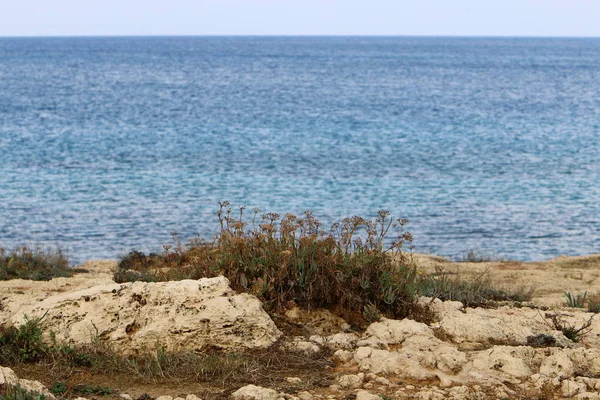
1,37 -> 599,263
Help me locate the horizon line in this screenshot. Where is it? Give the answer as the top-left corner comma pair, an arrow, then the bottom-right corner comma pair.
1,34 -> 599,39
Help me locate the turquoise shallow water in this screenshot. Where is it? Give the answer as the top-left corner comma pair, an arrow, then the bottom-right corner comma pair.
1,37 -> 599,262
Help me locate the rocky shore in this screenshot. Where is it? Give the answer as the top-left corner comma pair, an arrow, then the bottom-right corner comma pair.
2,254 -> 600,400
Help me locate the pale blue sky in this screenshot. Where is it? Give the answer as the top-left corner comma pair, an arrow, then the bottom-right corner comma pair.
1,0 -> 599,37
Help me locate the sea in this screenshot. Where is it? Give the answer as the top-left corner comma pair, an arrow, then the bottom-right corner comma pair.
1,36 -> 599,263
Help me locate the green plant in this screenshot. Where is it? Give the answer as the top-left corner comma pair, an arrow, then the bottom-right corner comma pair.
545,312 -> 594,343
73,385 -> 113,396
418,268 -> 533,307
0,314 -> 48,363
0,385 -> 47,400
0,245 -> 71,281
48,382 -> 67,395
565,291 -> 587,308
587,293 -> 600,313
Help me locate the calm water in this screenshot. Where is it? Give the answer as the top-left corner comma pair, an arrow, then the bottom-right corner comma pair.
1,37 -> 599,263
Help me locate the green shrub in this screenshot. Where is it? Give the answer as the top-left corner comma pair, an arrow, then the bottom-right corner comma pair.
0,314 -> 48,363
0,384 -> 47,400
565,291 -> 587,308
0,245 -> 71,281
48,382 -> 67,395
115,204 -> 422,325
457,249 -> 504,263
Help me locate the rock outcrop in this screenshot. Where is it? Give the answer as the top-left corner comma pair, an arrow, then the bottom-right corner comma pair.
11,276 -> 282,354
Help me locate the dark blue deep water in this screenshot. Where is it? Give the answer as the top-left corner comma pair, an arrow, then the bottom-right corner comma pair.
1,37 -> 599,262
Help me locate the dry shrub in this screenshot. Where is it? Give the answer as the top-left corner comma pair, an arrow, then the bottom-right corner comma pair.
115,203 -> 423,325
0,245 -> 71,281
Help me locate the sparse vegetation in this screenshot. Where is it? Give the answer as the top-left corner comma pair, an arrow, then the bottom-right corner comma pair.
418,267 -> 533,307
564,291 -> 600,312
0,384 -> 47,400
587,292 -> 600,313
0,245 -> 71,281
0,314 -> 48,363
0,317 -> 332,396
565,291 -> 587,308
545,312 -> 594,343
115,203 -> 532,324
115,204 -> 425,325
456,249 -> 504,263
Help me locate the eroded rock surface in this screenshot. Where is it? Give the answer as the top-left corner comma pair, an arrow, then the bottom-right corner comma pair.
10,276 -> 282,353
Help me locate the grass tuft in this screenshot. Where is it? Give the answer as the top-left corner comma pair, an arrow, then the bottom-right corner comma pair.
419,267 -> 533,308
456,249 -> 505,263
0,384 -> 48,400
564,291 -> 587,308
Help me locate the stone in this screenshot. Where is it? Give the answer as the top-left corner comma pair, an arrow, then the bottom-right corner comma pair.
470,346 -> 537,380
333,349 -> 354,363
232,385 -> 282,400
296,392 -> 314,400
578,393 -> 600,400
355,390 -> 381,400
11,276 -> 282,354
0,366 -> 56,399
323,332 -> 359,351
357,318 -> 436,348
562,379 -> 586,398
284,307 -> 350,335
337,373 -> 364,389
435,306 -> 564,347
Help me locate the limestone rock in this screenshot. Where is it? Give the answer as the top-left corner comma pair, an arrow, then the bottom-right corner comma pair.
357,318 -> 436,348
283,337 -> 321,355
562,379 -> 587,398
435,306 -> 564,346
284,307 -> 350,335
322,332 -> 359,351
355,390 -> 381,400
470,346 -> 538,381
353,320 -> 466,380
232,385 -> 283,400
0,366 -> 56,399
11,276 -> 281,354
296,392 -> 313,400
337,373 -> 364,389
333,349 -> 354,363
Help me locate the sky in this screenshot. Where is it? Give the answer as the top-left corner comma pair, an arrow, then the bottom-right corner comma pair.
1,0 -> 599,37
